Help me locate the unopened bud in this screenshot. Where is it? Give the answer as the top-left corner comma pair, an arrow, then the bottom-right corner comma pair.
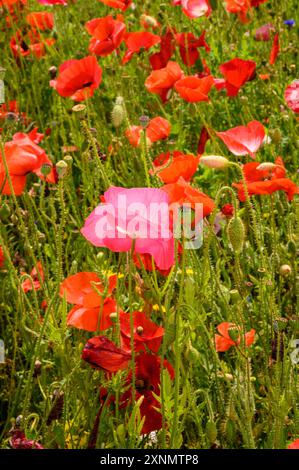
111,100 -> 125,128
72,104 -> 86,117
63,155 -> 73,165
227,216 -> 245,253
280,264 -> 292,277
200,155 -> 230,169
256,162 -> 277,172
55,160 -> 68,179
206,420 -> 217,444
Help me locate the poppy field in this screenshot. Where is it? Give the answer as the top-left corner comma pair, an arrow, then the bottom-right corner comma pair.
0,0 -> 299,451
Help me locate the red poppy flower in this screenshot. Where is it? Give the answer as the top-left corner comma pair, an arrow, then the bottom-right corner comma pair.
125,116 -> 170,147
21,262 -> 44,293
50,56 -> 102,102
10,430 -> 43,449
197,126 -> 210,154
0,0 -> 26,9
37,0 -> 67,4
0,100 -> 26,123
149,29 -> 176,70
151,151 -> 199,183
60,272 -> 118,332
121,353 -> 174,434
175,31 -> 210,66
216,120 -> 265,158
221,203 -> 234,217
223,0 -> 250,22
86,16 -> 126,56
285,80 -> 299,113
0,130 -> 55,196
119,311 -> 164,353
215,322 -> 255,352
26,12 -> 54,31
288,439 -> 299,449
233,157 -> 299,201
215,58 -> 256,97
162,177 -> 215,219
174,0 -> 212,18
269,33 -> 279,65
122,31 -> 161,64
0,246 -> 5,268
82,336 -> 131,373
175,75 -> 214,102
145,61 -> 184,102
10,30 -> 55,59
98,0 -> 132,10
254,23 -> 275,41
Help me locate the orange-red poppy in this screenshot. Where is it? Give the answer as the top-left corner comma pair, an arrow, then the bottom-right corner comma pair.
215,322 -> 255,352
215,58 -> 256,97
98,0 -> 131,10
60,272 -> 118,331
175,31 -> 210,66
26,12 -> 54,30
151,150 -> 199,183
50,56 -> 102,101
125,116 -> 170,147
288,439 -> 299,449
233,157 -> 299,201
21,262 -> 44,293
145,61 -> 184,101
175,75 -> 214,102
269,33 -> 279,65
122,31 -> 161,64
86,15 -> 126,56
82,336 -> 131,373
150,29 -> 176,70
216,120 -> 265,158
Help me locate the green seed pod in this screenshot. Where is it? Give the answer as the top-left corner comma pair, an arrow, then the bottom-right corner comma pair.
186,341 -> 200,363
206,420 -> 217,444
229,289 -> 242,304
56,160 -> 68,179
111,100 -> 125,128
227,216 -> 245,253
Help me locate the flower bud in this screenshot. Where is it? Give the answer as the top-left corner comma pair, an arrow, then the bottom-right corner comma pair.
280,264 -> 292,277
72,104 -> 86,117
256,162 -> 277,172
55,160 -> 68,179
206,420 -> 217,444
227,216 -> 245,253
200,155 -> 230,169
111,102 -> 125,128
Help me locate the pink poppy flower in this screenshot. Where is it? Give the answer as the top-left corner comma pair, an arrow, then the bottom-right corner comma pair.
285,80 -> 299,113
174,0 -> 211,18
81,187 -> 175,271
216,120 -> 265,158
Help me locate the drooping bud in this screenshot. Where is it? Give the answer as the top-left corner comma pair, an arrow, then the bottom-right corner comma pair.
279,264 -> 292,277
227,216 -> 245,253
200,155 -> 230,169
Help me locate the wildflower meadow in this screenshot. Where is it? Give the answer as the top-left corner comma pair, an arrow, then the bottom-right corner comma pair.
0,0 -> 299,453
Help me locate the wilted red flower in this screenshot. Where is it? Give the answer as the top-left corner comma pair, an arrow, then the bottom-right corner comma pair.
151,151 -> 199,183
26,12 -> 54,31
60,272 -> 118,331
50,56 -> 102,101
10,30 -> 55,59
175,75 -> 214,102
150,29 -> 176,70
174,0 -> 212,18
233,157 -> 299,201
0,130 -> 55,195
21,262 -> 44,293
254,23 -> 275,41
125,116 -> 170,147
121,353 -> 174,434
162,177 -> 215,218
269,33 -> 279,65
285,80 -> 299,113
119,311 -> 164,353
122,31 -> 161,64
215,322 -> 255,352
82,336 -> 131,373
175,31 -> 210,66
216,120 -> 265,158
145,61 -> 184,101
288,439 -> 299,449
10,430 -> 44,449
215,58 -> 256,97
98,0 -> 131,10
86,16 -> 126,56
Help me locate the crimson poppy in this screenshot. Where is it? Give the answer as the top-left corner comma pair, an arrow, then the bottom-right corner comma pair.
122,31 -> 161,64
0,130 -> 55,196
162,177 -> 215,219
215,58 -> 256,97
151,150 -> 199,183
50,56 -> 102,102
125,116 -> 170,147
119,311 -> 164,353
120,353 -> 174,434
269,33 -> 279,65
26,12 -> 54,31
149,29 -> 176,70
10,430 -> 44,449
215,322 -> 255,352
285,80 -> 299,113
145,61 -> 184,101
82,336 -> 131,373
21,262 -> 44,293
233,157 -> 299,201
86,16 -> 126,56
98,0 -> 131,10
216,120 -> 265,158
175,75 -> 214,102
0,246 -> 5,268
175,31 -> 210,66
60,272 -> 118,331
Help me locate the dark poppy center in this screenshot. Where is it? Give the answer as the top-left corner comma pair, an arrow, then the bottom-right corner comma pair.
82,81 -> 93,88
